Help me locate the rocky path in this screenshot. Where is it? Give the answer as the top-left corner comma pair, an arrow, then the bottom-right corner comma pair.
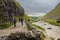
33,21 -> 60,40
0,22 -> 28,37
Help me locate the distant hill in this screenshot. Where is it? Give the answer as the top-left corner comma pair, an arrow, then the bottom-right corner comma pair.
41,3 -> 60,20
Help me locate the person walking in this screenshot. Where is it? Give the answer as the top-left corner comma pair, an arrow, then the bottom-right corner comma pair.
20,17 -> 24,26
19,17 -> 21,22
13,16 -> 16,28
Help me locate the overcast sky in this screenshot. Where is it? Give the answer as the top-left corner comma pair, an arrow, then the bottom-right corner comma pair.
17,0 -> 60,16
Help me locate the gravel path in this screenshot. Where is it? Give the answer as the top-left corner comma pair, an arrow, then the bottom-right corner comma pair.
33,21 -> 60,40
0,22 -> 28,37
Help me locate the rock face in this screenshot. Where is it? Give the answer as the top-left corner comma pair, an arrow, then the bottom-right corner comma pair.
0,0 -> 24,25
0,31 -> 41,40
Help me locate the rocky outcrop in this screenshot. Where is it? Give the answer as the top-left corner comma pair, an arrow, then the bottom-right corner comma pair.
0,0 -> 24,25
0,31 -> 41,40
0,22 -> 42,40
26,22 -> 41,37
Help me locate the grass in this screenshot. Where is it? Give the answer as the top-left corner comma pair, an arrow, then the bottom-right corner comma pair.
45,19 -> 60,27
31,16 -> 42,22
32,24 -> 45,31
41,3 -> 60,20
23,14 -> 32,22
13,0 -> 21,8
50,37 -> 54,40
0,0 -> 24,29
0,22 -> 13,29
40,31 -> 46,40
0,24 -> 10,29
0,13 -> 31,29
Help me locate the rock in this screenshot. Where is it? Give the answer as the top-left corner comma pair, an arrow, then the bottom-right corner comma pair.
0,0 -> 24,26
47,28 -> 52,29
0,30 -> 41,40
26,22 -> 41,40
58,38 -> 60,40
29,31 -> 36,38
0,35 -> 7,40
26,22 -> 36,30
0,31 -> 41,40
26,22 -> 41,37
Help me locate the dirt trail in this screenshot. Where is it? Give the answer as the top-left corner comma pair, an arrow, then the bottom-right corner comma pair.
33,21 -> 60,40
0,23 -> 28,37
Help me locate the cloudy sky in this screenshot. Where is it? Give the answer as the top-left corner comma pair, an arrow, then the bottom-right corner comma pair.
17,0 -> 60,16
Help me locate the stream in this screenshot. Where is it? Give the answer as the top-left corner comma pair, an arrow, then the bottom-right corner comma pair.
33,21 -> 60,40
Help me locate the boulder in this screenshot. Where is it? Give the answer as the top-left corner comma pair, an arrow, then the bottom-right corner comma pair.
0,31 -> 41,40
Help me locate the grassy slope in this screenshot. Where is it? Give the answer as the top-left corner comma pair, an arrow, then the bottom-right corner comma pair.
30,16 -> 42,22
42,3 -> 60,20
45,19 -> 60,26
23,14 -> 32,21
41,3 -> 60,27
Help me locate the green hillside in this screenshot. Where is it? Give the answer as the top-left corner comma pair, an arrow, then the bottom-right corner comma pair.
30,16 -> 42,22
41,3 -> 60,26
41,3 -> 60,20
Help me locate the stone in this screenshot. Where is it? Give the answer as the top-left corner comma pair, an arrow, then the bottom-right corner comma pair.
58,38 -> 60,40
0,31 -> 41,40
47,28 -> 52,29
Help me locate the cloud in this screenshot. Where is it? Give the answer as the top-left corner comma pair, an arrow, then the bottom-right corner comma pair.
17,0 -> 60,16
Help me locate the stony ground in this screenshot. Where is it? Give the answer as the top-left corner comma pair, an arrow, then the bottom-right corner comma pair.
0,22 -> 43,40
0,23 -> 28,37
0,21 -> 58,40
33,21 -> 60,40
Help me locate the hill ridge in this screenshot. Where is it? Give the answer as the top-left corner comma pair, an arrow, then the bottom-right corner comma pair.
41,3 -> 60,20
